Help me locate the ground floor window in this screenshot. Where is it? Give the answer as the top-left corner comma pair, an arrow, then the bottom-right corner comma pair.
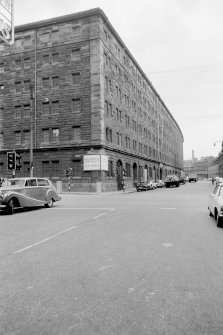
126,163 -> 131,177
42,161 -> 50,177
72,160 -> 81,177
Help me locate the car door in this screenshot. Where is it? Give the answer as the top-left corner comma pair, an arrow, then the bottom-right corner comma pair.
37,178 -> 50,201
209,185 -> 220,214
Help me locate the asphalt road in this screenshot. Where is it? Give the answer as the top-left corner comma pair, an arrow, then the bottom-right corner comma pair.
1,181 -> 223,335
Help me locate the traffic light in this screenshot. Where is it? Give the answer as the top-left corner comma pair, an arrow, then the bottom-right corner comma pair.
16,152 -> 22,170
7,152 -> 15,170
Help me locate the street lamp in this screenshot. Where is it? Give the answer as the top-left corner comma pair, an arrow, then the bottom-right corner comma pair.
30,84 -> 49,177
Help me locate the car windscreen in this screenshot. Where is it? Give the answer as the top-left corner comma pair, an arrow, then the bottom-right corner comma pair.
7,179 -> 26,187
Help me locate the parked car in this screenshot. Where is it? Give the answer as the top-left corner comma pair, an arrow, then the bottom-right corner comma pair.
136,181 -> 149,191
147,180 -> 157,190
164,175 -> 180,188
0,177 -> 61,215
208,182 -> 223,227
179,177 -> 186,185
188,174 -> 197,182
156,179 -> 165,188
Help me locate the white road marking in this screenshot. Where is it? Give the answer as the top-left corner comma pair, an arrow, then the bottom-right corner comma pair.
93,212 -> 107,219
162,243 -> 173,248
13,225 -> 77,254
160,207 -> 176,210
97,265 -> 112,271
54,207 -> 115,210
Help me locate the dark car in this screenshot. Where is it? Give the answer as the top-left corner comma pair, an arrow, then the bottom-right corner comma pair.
179,177 -> 186,185
136,181 -> 149,191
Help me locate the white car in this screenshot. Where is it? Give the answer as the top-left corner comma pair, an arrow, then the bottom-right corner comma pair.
157,179 -> 165,188
208,182 -> 223,227
147,180 -> 157,190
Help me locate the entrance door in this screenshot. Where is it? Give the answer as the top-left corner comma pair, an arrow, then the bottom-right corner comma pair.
116,160 -> 123,190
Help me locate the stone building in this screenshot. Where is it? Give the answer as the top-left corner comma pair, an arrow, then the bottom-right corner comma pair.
0,8 -> 184,192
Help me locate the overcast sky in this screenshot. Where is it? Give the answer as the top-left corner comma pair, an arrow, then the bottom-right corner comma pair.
14,0 -> 223,160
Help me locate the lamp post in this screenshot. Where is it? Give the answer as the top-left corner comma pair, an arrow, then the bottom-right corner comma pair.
29,84 -> 49,177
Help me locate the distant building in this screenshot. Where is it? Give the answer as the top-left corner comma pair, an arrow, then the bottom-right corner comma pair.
184,156 -> 215,178
0,8 -> 184,191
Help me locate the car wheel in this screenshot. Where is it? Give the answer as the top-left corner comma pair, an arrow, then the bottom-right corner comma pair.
45,198 -> 54,208
216,212 -> 223,227
6,198 -> 14,215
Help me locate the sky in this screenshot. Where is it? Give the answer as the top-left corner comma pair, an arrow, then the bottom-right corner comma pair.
13,0 -> 223,160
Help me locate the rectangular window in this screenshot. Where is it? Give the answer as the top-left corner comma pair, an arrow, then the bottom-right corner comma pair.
42,101 -> 50,115
43,54 -> 50,64
72,25 -> 80,36
72,98 -> 81,112
72,160 -> 81,177
15,131 -> 21,145
71,48 -> 80,60
51,30 -> 59,41
15,81 -> 22,93
14,105 -> 21,118
23,104 -> 30,117
72,73 -> 80,85
24,130 -> 30,145
24,162 -> 30,177
15,59 -> 22,69
52,76 -> 59,88
108,160 -> 114,177
52,128 -> 59,142
52,160 -> 59,177
15,38 -> 22,47
24,35 -> 31,44
42,129 -> 49,143
24,80 -> 30,91
24,58 -> 31,69
42,77 -> 50,88
126,163 -> 131,177
42,161 -> 50,177
52,52 -> 59,63
41,32 -> 50,43
52,101 -> 59,114
72,126 -> 81,141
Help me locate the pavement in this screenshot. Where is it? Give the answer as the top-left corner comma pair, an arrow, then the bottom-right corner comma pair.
60,188 -> 137,195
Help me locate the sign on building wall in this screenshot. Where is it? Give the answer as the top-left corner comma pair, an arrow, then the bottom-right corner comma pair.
0,0 -> 14,45
83,155 -> 108,171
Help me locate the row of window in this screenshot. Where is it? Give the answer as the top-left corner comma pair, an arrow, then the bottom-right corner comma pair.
103,28 -> 159,107
10,98 -> 80,119
13,126 -> 81,146
0,73 -> 81,94
9,23 -> 81,49
0,49 -> 81,73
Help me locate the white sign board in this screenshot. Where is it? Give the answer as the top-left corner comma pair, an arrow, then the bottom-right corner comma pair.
84,155 -> 108,171
0,0 -> 14,45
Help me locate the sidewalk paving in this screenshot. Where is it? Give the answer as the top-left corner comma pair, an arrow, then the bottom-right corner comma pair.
60,188 -> 136,195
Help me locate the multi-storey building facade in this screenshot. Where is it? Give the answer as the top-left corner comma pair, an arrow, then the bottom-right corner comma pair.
0,8 -> 184,191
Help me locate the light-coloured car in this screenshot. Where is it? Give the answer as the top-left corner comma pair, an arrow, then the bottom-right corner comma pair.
156,179 -> 165,188
208,182 -> 223,227
147,180 -> 157,190
0,177 -> 61,215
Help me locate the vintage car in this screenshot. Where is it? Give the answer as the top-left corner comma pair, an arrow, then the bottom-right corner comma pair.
0,177 -> 61,214
136,181 -> 150,191
156,179 -> 165,188
208,182 -> 223,227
